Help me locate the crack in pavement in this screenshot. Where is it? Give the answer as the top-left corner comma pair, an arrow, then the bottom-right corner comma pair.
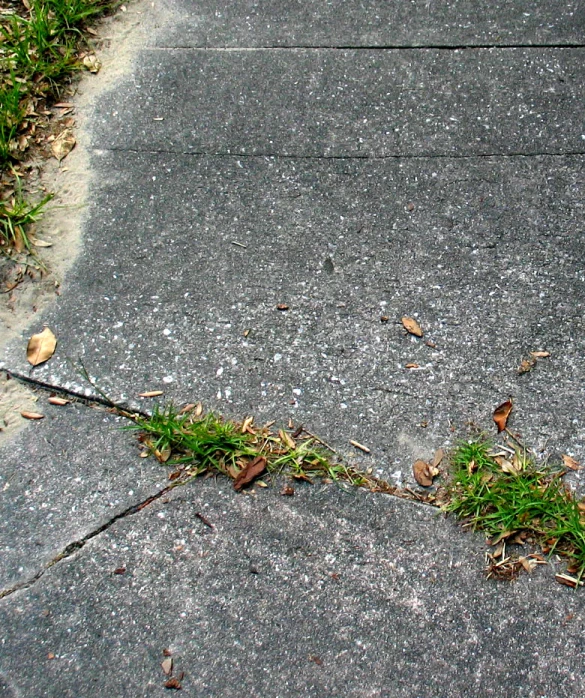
0,475 -> 194,601
154,44 -> 585,51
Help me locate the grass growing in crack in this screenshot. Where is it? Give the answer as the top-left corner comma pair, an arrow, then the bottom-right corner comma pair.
0,0 -> 117,259
444,439 -> 585,582
0,179 -> 53,253
129,403 -> 402,495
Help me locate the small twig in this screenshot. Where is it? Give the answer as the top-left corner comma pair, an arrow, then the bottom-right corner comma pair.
230,241 -> 247,248
301,428 -> 338,455
195,512 -> 214,529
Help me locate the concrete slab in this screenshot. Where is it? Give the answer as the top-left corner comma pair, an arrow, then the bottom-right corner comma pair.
88,47 -> 585,157
158,0 -> 585,48
3,153 -> 585,486
0,401 -> 168,591
0,480 -> 583,697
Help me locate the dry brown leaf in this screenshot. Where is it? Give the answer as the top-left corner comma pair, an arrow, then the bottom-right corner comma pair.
32,238 -> 53,248
27,327 -> 57,366
280,485 -> 295,496
413,459 -> 433,487
164,676 -> 182,689
555,573 -> 583,588
401,316 -> 423,337
82,54 -> 101,73
577,502 -> 585,513
161,658 -> 173,675
233,456 -> 266,491
493,399 -> 513,433
405,363 -> 419,369
518,357 -> 536,375
279,429 -> 296,450
51,129 -> 76,161
432,448 -> 445,468
21,411 -> 44,420
193,402 -> 203,418
562,454 -> 580,471
349,439 -> 370,453
139,390 -> 164,398
276,303 -> 289,311
155,446 -> 171,463
48,396 -> 69,406
519,557 -> 535,573
495,456 -> 520,475
530,351 -> 551,358
241,416 -> 254,434
179,403 -> 196,414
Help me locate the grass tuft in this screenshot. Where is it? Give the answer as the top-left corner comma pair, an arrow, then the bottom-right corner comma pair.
444,439 -> 585,582
129,403 -> 404,496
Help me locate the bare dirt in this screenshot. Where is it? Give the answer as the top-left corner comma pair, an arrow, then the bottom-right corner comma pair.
0,0 -> 165,443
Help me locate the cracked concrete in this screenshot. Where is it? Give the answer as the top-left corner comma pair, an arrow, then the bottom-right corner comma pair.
1,0 -> 585,695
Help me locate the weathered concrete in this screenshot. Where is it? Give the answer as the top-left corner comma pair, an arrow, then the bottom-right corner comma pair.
1,481 -> 583,697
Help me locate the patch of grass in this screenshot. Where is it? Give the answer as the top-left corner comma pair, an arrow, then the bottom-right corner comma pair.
444,439 -> 585,583
129,403 -> 402,495
0,177 -> 53,254
0,0 -> 116,258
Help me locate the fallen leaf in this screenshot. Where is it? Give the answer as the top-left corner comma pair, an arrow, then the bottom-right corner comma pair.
27,327 -> 57,366
280,485 -> 295,496
562,454 -> 580,471
555,573 -> 583,588
161,658 -> 173,675
519,557 -> 535,573
279,429 -> 296,450
139,390 -> 164,397
309,655 -> 323,666
163,649 -> 172,657
47,653 -> 55,660
54,102 -> 74,108
432,448 -> 444,467
82,54 -> 101,73
21,411 -> 44,420
413,459 -> 434,487
577,502 -> 585,513
518,357 -> 536,375
401,316 -> 423,337
32,238 -> 53,248
349,439 -> 370,453
530,351 -> 551,358
495,456 -> 521,475
276,303 -> 289,311
48,396 -> 69,406
155,446 -> 171,463
114,567 -> 126,575
51,129 -> 76,161
493,399 -> 513,433
233,456 -> 267,491
179,403 -> 196,414
405,363 -> 419,369
256,480 -> 268,488
164,677 -> 182,689
380,315 -> 389,322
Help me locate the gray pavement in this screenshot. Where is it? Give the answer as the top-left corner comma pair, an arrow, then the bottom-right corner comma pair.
1,1 -> 585,696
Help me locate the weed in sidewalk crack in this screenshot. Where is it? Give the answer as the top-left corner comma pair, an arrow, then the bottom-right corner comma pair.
444,438 -> 585,586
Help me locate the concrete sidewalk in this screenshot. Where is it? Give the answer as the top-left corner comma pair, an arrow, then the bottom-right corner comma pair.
1,1 -> 585,695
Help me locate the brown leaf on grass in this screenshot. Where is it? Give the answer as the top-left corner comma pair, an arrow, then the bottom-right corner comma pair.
27,327 -> 57,366
562,454 -> 580,471
155,446 -> 171,463
139,390 -> 164,398
51,129 -> 76,161
493,399 -> 512,433
233,456 -> 266,491
413,460 -> 434,487
21,411 -> 44,420
401,316 -> 423,337
48,396 -> 69,406
161,658 -> 173,675
279,429 -> 296,450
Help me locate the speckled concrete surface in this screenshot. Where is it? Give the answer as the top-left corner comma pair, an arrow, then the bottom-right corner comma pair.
0,402 -> 168,591
0,481 -> 583,697
1,1 -> 585,695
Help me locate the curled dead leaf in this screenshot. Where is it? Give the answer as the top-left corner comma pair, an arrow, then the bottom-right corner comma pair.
555,573 -> 583,588
233,456 -> 266,491
32,238 -> 53,248
432,448 -> 444,467
405,363 -> 419,369
518,357 -> 536,375
51,129 -> 76,161
280,485 -> 295,496
401,316 -> 423,337
530,351 -> 551,358
562,454 -> 580,471
139,390 -> 164,398
279,429 -> 296,450
161,658 -> 173,675
413,459 -> 434,487
493,399 -> 512,433
276,303 -> 289,311
82,54 -> 101,73
27,327 -> 57,366
155,446 -> 171,463
21,410 -> 44,420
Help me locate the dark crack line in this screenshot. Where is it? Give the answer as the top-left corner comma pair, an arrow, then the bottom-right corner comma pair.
0,478 -> 192,601
154,44 -> 585,51
3,368 -> 150,419
96,147 -> 585,161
